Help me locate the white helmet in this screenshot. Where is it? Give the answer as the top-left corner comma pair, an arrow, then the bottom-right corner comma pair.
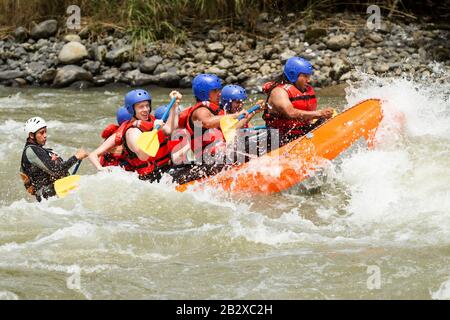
24,117 -> 47,134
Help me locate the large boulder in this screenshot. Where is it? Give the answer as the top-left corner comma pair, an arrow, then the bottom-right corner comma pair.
31,20 -> 58,40
53,65 -> 93,87
104,46 -> 132,66
326,35 -> 352,50
139,55 -> 163,74
58,42 -> 88,64
0,70 -> 27,81
158,67 -> 180,87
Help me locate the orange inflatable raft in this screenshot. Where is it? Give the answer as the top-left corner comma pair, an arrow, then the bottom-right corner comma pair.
176,99 -> 383,195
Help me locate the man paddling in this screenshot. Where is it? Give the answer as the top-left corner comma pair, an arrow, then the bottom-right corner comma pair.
20,117 -> 88,201
262,57 -> 334,145
119,89 -> 181,182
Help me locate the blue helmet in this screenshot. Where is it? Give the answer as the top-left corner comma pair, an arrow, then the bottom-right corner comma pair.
154,105 -> 168,120
116,106 -> 132,125
220,85 -> 248,111
192,74 -> 222,101
283,57 -> 314,83
124,89 -> 152,115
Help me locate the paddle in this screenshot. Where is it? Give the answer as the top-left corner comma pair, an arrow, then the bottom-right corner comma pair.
72,159 -> 82,174
137,96 -> 177,157
242,125 -> 267,131
54,160 -> 82,198
220,104 -> 261,142
54,174 -> 80,198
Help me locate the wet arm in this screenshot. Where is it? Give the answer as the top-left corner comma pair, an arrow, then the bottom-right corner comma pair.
269,88 -> 322,121
26,146 -> 78,178
88,134 -> 116,170
192,108 -> 237,129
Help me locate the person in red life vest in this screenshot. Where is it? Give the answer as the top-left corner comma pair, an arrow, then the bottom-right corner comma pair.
178,74 -> 253,165
220,84 -> 265,129
154,104 -> 195,166
262,57 -> 334,145
88,106 -> 133,171
121,89 -> 181,182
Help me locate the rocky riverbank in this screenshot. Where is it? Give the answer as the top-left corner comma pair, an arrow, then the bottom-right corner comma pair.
0,13 -> 449,91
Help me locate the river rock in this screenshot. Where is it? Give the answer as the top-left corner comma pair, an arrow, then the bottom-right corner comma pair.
14,27 -> 29,42
122,69 -> 157,86
94,45 -> 107,62
64,34 -> 81,43
82,60 -> 101,74
159,67 -> 180,87
53,65 -> 93,87
93,67 -> 120,85
105,45 -> 132,66
208,30 -> 221,42
40,69 -> 57,83
0,70 -> 27,81
280,49 -> 296,62
217,59 -> 233,69
31,20 -> 58,39
304,28 -> 327,44
330,59 -> 351,80
179,76 -> 192,88
373,63 -> 390,73
194,51 -> 208,63
206,42 -> 224,53
368,33 -> 383,43
58,42 -> 88,64
326,35 -> 352,50
140,55 -> 163,74
25,62 -> 46,76
78,27 -> 90,39
206,66 -> 227,78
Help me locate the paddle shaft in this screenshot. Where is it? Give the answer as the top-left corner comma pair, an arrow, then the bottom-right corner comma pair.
156,96 -> 177,130
242,125 -> 267,132
237,105 -> 260,121
72,160 -> 82,175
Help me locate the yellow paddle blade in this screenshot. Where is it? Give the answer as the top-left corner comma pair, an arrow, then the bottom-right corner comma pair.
54,175 -> 81,198
136,129 -> 160,157
220,116 -> 239,142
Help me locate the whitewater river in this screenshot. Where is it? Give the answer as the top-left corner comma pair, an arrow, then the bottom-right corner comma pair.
0,74 -> 449,299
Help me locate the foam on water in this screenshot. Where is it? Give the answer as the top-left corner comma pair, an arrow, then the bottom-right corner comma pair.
0,73 -> 449,298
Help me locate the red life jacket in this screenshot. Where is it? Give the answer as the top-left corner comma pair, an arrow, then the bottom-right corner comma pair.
101,124 -> 119,140
178,101 -> 226,159
120,116 -> 172,176
262,82 -> 317,135
98,123 -> 130,169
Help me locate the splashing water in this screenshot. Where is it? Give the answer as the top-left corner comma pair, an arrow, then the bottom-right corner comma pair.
0,74 -> 449,299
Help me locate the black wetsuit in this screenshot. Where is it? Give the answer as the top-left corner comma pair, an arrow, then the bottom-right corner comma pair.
20,139 -> 78,201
